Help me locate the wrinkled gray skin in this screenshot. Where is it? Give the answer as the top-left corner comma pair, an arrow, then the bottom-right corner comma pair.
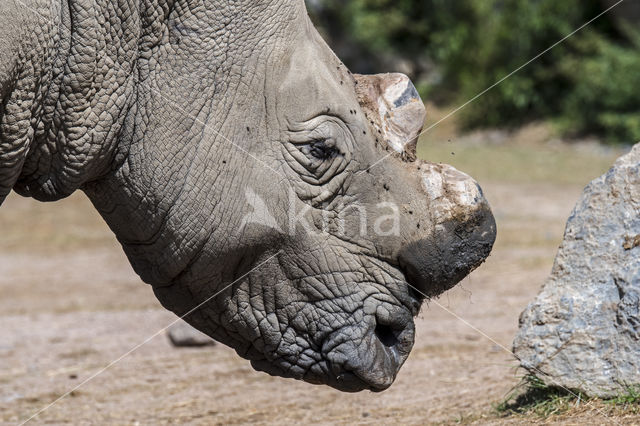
0,0 -> 496,391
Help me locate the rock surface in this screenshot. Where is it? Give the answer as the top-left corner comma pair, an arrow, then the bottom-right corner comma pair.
167,321 -> 216,348
513,143 -> 640,398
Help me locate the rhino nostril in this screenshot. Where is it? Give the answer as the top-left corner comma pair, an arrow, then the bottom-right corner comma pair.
374,323 -> 399,348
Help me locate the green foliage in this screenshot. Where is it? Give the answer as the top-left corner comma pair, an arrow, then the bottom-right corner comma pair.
455,0 -> 602,128
606,384 -> 640,406
495,374 -> 583,418
559,33 -> 640,143
308,0 -> 640,144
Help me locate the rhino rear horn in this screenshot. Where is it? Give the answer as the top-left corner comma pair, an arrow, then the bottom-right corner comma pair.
354,73 -> 426,161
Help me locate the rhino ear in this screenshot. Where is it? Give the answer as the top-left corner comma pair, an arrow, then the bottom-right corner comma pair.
354,73 -> 426,161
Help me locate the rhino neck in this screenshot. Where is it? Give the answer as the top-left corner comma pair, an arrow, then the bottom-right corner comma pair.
2,0 -> 142,203
80,0 -> 306,286
1,0 -> 304,205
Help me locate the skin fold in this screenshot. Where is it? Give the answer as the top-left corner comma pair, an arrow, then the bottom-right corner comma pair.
0,0 -> 496,392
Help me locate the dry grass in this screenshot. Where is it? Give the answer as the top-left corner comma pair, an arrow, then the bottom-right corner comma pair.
492,374 -> 640,424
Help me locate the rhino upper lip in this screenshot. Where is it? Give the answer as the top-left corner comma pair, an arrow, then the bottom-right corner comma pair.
357,254 -> 424,315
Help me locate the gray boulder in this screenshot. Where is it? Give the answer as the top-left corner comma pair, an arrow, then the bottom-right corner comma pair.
513,143 -> 640,398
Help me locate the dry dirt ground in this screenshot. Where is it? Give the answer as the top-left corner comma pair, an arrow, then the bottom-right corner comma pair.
1,126 -> 637,425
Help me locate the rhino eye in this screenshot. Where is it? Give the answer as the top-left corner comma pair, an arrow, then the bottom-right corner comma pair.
303,139 -> 340,161
283,116 -> 353,189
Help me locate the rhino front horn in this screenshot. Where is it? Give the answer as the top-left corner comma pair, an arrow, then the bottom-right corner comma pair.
354,73 -> 427,161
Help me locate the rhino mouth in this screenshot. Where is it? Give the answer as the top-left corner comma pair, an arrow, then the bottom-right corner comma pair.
323,302 -> 416,392
157,249 -> 426,392
240,253 -> 422,393
248,287 -> 417,393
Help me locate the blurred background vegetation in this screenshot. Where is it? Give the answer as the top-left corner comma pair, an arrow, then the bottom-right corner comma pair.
306,0 -> 640,145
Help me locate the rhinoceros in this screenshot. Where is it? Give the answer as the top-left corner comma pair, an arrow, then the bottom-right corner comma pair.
0,0 -> 496,392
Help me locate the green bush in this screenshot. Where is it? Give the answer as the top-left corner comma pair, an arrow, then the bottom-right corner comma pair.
307,0 -> 640,144
454,0 -> 602,128
559,33 -> 640,143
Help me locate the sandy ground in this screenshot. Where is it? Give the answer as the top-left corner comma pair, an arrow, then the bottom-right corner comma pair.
1,139 -> 636,425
